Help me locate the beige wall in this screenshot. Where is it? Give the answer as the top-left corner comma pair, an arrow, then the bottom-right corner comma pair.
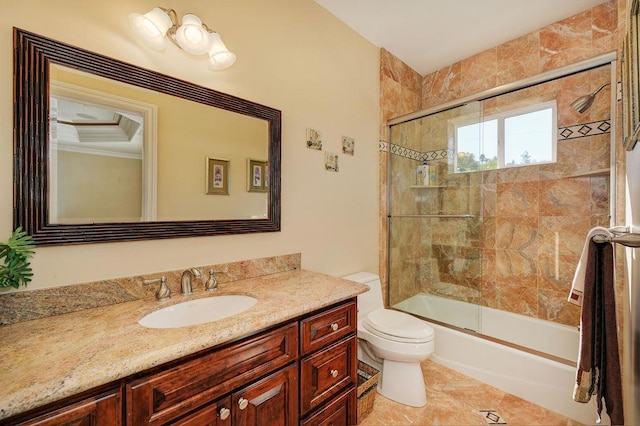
56,151 -> 143,222
0,0 -> 380,290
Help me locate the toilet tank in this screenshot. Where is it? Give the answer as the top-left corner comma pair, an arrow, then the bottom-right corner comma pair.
342,272 -> 383,320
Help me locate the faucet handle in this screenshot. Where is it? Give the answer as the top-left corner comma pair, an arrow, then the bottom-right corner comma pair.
191,268 -> 202,279
205,269 -> 228,292
143,276 -> 171,301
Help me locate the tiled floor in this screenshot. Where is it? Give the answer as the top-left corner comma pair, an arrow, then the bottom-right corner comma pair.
359,360 -> 583,426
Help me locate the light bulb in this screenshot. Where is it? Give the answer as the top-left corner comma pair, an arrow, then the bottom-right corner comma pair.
129,8 -> 172,51
175,14 -> 212,55
208,33 -> 236,70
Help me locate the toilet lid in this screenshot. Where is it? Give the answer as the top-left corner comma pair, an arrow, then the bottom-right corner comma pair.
363,309 -> 434,343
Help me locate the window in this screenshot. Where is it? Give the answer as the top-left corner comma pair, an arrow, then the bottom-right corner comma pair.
454,100 -> 557,172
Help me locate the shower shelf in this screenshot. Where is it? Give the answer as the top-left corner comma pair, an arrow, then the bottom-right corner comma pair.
563,168 -> 609,178
390,214 -> 475,219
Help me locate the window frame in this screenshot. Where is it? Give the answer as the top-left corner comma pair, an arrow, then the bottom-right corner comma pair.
452,99 -> 558,172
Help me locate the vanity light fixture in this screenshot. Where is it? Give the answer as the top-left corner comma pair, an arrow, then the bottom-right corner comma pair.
128,7 -> 236,70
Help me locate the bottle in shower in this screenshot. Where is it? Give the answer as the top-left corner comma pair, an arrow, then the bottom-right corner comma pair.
416,159 -> 430,186
428,161 -> 437,186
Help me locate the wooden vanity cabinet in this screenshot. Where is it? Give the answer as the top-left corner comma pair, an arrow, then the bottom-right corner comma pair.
126,298 -> 359,426
5,298 -> 359,426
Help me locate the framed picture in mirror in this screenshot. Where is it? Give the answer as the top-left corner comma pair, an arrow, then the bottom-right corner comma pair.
247,159 -> 268,192
206,158 -> 230,195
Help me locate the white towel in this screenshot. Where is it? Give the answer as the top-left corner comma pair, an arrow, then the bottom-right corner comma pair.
568,226 -> 613,307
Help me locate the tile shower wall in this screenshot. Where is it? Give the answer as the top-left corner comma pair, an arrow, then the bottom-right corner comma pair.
380,0 -> 622,327
379,49 -> 424,304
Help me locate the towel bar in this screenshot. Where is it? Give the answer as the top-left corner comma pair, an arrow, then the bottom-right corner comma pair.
592,232 -> 640,248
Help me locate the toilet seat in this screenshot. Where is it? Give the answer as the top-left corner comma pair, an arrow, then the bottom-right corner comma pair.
363,309 -> 434,343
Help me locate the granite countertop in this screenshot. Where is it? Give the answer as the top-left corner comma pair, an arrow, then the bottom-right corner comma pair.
0,269 -> 368,420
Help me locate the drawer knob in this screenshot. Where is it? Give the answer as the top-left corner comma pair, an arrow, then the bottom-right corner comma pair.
219,407 -> 230,420
330,369 -> 339,378
330,323 -> 339,331
238,397 -> 249,410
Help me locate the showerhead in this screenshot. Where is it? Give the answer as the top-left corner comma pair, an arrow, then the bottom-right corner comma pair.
571,82 -> 611,113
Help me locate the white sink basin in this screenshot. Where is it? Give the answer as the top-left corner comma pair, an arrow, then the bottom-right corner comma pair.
139,295 -> 258,329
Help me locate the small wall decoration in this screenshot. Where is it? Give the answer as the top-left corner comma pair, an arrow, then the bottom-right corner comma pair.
206,157 -> 229,195
342,136 -> 355,155
247,158 -> 268,192
325,152 -> 339,172
306,128 -> 322,150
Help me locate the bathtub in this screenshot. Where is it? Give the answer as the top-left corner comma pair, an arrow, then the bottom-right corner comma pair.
395,293 -> 608,425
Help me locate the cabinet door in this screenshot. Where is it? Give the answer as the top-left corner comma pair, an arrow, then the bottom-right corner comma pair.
173,397 -> 231,426
16,389 -> 122,426
232,364 -> 298,426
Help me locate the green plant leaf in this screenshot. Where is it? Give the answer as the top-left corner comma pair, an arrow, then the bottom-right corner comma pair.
0,227 -> 36,288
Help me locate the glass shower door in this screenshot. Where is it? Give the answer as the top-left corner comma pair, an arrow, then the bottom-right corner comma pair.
387,101 -> 483,331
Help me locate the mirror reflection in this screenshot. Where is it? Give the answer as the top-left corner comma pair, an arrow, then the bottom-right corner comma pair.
49,65 -> 269,224
14,28 -> 281,246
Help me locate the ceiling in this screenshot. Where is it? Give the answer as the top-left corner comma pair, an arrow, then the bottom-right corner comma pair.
314,0 -> 608,75
51,97 -> 143,157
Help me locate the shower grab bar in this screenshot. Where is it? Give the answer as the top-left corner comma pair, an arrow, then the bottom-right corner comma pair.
389,214 -> 475,218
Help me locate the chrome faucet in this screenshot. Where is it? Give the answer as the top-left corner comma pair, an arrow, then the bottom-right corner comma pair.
181,268 -> 201,295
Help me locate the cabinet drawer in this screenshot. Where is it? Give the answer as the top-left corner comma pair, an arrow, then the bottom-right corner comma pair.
300,336 -> 357,416
127,323 -> 298,425
15,388 -> 122,426
300,386 -> 356,426
300,301 -> 356,355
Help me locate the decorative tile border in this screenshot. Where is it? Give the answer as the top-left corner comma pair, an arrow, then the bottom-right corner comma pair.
558,119 -> 611,140
381,119 -> 610,160
379,141 -> 452,162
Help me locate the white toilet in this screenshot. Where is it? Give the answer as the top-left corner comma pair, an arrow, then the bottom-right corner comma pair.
343,272 -> 434,407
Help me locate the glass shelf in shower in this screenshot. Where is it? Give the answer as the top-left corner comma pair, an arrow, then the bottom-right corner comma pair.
563,168 -> 609,179
389,214 -> 475,218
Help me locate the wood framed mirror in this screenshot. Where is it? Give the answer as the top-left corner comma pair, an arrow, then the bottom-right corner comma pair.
13,28 -> 281,246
